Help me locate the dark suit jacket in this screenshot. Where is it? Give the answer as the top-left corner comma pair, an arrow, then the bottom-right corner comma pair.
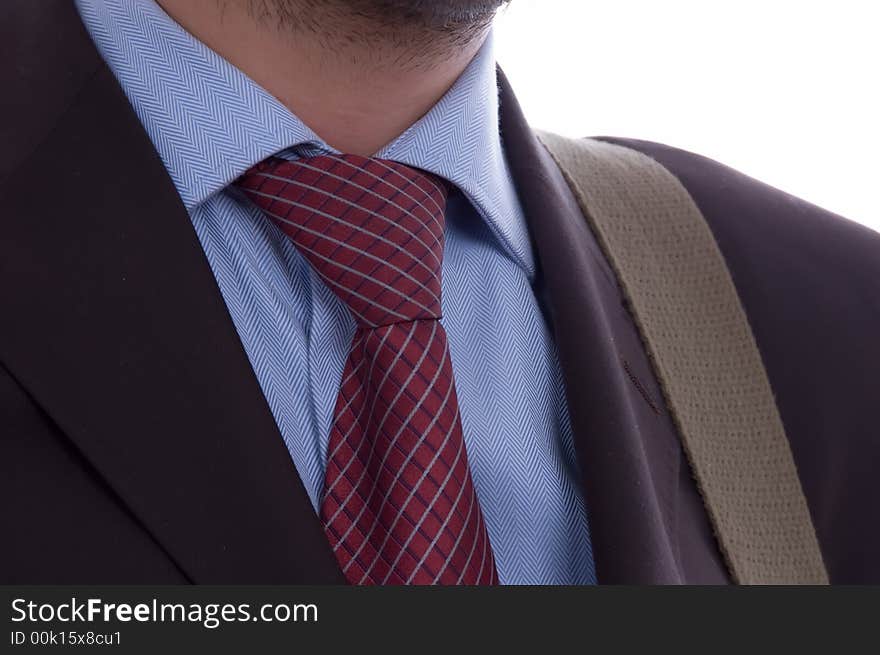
3,1 -> 879,584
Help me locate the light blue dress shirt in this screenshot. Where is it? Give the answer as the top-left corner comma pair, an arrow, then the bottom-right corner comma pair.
75,0 -> 595,584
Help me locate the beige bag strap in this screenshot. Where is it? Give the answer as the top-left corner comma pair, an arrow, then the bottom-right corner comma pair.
537,131 -> 828,584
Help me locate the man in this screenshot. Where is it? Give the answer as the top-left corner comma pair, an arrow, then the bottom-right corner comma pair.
1,0 -> 877,584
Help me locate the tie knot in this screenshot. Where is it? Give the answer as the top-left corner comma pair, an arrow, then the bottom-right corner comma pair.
237,154 -> 448,328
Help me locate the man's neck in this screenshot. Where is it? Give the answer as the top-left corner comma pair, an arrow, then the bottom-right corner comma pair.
155,0 -> 491,156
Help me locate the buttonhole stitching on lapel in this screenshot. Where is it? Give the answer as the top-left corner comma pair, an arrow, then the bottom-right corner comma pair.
621,358 -> 662,416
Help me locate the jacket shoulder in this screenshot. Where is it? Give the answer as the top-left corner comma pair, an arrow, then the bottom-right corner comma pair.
596,136 -> 880,582
595,136 -> 880,272
0,0 -> 103,182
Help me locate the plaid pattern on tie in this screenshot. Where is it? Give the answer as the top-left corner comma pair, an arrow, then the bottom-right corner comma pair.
236,154 -> 499,585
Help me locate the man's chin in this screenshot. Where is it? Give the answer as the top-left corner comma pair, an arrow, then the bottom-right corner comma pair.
270,0 -> 511,30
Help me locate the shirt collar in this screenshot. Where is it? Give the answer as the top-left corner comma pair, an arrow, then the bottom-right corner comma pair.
76,0 -> 535,275
377,31 -> 534,275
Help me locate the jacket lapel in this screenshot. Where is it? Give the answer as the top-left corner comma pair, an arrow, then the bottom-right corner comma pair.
0,1 -> 344,584
497,71 -> 729,583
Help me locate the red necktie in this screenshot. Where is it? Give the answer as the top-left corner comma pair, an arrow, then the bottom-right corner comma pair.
237,154 -> 499,585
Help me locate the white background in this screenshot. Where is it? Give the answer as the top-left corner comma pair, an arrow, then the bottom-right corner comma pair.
495,0 -> 879,232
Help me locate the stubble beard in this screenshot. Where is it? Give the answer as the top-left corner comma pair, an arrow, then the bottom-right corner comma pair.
243,0 -> 511,69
